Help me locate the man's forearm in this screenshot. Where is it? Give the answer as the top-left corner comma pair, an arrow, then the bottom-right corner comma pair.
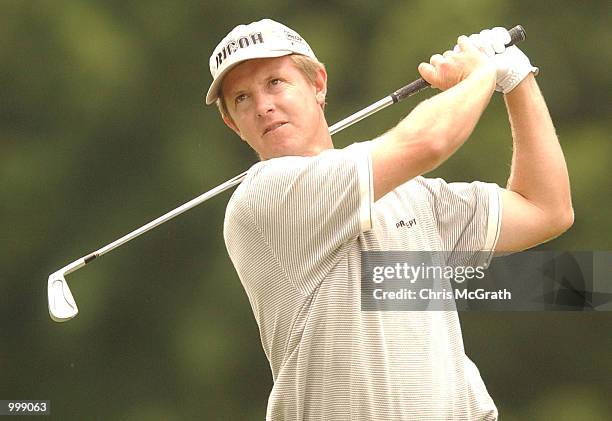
371,65 -> 496,200
504,74 -> 573,223
393,64 -> 496,159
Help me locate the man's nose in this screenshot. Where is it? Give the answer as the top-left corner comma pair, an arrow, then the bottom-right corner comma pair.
254,93 -> 274,118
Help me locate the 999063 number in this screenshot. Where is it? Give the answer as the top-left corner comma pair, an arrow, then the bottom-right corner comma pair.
0,400 -> 50,416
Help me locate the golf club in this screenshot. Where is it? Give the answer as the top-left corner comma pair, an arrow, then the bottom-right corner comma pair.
48,25 -> 526,322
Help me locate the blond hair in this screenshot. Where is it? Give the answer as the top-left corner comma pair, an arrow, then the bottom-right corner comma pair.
215,54 -> 326,120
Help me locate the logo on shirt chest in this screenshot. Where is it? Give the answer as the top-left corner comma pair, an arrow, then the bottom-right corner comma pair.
396,218 -> 417,229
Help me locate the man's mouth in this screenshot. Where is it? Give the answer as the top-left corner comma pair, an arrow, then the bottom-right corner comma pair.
263,122 -> 287,136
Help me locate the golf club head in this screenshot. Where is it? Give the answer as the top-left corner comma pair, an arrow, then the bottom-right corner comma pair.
48,272 -> 78,322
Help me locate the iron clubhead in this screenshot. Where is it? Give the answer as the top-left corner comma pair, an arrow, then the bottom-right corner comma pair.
48,272 -> 78,322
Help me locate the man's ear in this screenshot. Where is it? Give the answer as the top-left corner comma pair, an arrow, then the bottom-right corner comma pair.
314,66 -> 328,106
222,114 -> 245,141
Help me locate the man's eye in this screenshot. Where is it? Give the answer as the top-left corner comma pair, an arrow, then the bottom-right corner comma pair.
235,94 -> 247,104
270,78 -> 281,86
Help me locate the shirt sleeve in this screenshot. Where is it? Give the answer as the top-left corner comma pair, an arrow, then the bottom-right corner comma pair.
224,147 -> 373,295
419,177 -> 502,268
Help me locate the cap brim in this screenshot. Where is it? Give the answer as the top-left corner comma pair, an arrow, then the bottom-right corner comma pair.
205,50 -> 295,105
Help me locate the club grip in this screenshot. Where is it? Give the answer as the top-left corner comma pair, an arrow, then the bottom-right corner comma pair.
391,25 -> 527,103
507,25 -> 526,46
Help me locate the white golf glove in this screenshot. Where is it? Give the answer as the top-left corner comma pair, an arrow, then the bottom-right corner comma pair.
461,27 -> 539,94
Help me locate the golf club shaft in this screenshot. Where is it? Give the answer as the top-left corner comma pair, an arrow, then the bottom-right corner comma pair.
65,25 -> 527,269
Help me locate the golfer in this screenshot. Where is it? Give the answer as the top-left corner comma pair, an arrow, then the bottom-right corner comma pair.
206,19 -> 572,420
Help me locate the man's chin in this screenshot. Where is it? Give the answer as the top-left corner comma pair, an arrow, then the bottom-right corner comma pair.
261,139 -> 303,159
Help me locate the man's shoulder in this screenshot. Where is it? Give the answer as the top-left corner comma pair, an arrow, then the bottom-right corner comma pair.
391,175 -> 444,197
224,144 -> 372,222
234,145 -> 369,194
396,176 -> 492,196
223,155 -> 319,225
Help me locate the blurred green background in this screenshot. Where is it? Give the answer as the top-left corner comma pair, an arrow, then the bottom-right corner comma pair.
1,1 -> 610,419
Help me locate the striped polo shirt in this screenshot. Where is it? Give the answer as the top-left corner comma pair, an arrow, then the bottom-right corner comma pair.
224,142 -> 501,420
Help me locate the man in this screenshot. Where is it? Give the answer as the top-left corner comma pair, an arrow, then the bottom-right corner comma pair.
206,19 -> 573,420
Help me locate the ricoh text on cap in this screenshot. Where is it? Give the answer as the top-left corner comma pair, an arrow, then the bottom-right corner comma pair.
205,19 -> 318,105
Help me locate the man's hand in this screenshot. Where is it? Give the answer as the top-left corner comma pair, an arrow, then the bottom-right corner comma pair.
418,35 -> 495,91
464,27 -> 539,94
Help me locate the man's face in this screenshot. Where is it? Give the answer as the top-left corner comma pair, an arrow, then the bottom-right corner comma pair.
221,56 -> 331,160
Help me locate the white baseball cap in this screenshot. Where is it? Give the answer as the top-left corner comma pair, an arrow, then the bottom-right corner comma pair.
205,19 -> 318,105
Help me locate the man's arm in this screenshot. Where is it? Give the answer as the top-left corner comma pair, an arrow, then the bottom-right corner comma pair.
495,74 -> 574,251
370,36 -> 496,201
